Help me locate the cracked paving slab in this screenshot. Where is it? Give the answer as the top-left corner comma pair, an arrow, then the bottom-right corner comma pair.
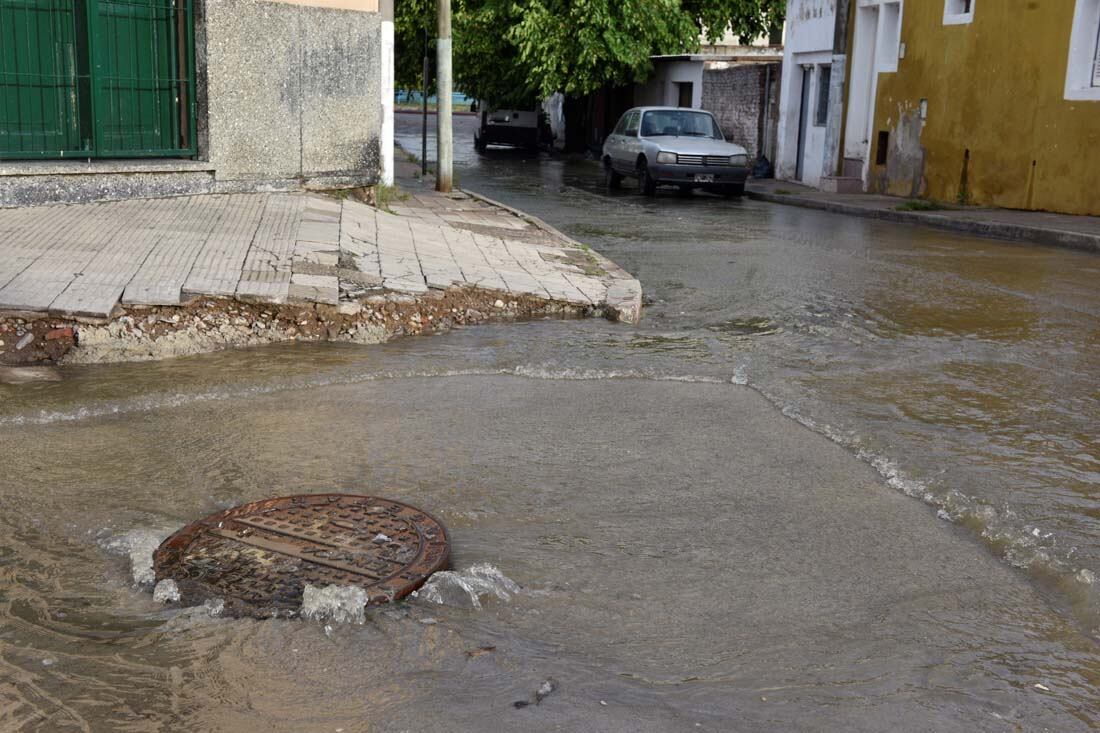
0,189 -> 642,322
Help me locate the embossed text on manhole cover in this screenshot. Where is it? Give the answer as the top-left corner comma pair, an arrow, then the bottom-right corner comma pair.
153,494 -> 450,618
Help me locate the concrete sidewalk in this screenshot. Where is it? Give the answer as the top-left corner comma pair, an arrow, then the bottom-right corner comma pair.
747,179 -> 1100,253
0,188 -> 641,322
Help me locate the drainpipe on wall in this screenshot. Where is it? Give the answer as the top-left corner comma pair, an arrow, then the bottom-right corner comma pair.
821,0 -> 851,182
380,0 -> 395,186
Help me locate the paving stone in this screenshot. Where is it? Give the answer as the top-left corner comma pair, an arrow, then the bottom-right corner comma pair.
289,273 -> 339,304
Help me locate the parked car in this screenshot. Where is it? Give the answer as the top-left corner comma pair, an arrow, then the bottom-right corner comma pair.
474,105 -> 552,151
601,107 -> 750,196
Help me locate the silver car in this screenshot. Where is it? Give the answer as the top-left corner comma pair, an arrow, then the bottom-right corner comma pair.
601,107 -> 750,197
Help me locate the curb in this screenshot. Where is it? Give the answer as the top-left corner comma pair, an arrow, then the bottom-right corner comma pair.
459,188 -> 644,324
746,190 -> 1100,254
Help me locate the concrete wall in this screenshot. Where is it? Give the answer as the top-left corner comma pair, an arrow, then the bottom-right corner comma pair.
776,0 -> 836,185
200,0 -> 382,191
635,60 -> 704,108
868,2 -> 1100,215
701,63 -> 780,160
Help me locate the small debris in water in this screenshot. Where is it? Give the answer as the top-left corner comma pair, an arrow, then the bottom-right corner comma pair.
42,658 -> 57,667
372,532 -> 392,543
153,579 -> 181,603
1034,683 -> 1050,692
419,617 -> 438,625
465,645 -> 496,658
536,679 -> 556,704
514,678 -> 558,709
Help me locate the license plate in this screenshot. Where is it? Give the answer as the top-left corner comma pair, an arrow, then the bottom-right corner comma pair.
693,174 -> 714,183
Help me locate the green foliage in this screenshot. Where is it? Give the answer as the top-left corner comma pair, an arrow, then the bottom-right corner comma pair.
683,0 -> 786,43
396,0 -> 787,107
454,0 -> 539,108
394,0 -> 435,93
512,0 -> 699,98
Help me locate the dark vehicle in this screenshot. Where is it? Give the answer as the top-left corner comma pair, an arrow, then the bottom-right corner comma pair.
475,106 -> 552,151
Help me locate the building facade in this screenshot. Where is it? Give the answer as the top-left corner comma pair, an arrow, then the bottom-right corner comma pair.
863,1 -> 1100,215
0,0 -> 383,207
775,0 -> 838,187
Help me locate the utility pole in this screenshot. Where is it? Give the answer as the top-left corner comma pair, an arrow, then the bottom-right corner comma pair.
421,27 -> 429,176
435,0 -> 453,192
379,0 -> 394,185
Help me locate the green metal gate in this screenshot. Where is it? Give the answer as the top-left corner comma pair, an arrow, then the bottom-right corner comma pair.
0,0 -> 195,159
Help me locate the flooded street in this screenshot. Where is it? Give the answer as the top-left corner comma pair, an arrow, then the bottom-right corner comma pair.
1,118 -> 1099,730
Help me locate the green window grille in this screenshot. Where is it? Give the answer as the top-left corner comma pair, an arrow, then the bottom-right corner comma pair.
0,0 -> 195,159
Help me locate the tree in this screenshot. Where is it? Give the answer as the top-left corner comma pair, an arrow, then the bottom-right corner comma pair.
395,0 -> 786,106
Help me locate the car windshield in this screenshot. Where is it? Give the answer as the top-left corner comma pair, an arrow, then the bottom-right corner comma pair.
640,110 -> 723,139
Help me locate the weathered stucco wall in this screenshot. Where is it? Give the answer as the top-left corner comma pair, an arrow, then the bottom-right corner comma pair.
870,3 -> 1100,215
201,0 -> 381,190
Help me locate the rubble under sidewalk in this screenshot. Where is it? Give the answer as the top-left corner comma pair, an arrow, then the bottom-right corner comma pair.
0,186 -> 642,365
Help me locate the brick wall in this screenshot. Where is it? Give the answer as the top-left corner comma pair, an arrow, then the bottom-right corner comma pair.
701,62 -> 781,162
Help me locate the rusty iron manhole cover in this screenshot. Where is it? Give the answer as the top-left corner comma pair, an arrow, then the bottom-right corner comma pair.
153,494 -> 450,618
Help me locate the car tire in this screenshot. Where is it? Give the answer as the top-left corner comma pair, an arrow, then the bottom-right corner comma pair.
474,134 -> 487,152
605,164 -> 623,190
637,160 -> 657,197
722,183 -> 745,198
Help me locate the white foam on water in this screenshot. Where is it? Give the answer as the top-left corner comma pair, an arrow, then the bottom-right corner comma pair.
300,584 -> 368,624
413,563 -> 520,610
744,380 -> 1100,613
153,579 -> 180,603
1,365 -> 730,427
101,528 -> 172,586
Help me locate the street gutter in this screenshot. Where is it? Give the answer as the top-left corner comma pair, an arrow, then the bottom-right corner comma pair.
746,189 -> 1100,254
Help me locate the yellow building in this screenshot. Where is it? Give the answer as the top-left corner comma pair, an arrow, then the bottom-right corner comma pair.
846,1 -> 1100,216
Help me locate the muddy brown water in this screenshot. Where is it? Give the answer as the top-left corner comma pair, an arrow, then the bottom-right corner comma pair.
1,123 -> 1099,730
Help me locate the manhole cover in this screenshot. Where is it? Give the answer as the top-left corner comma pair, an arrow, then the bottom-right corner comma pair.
153,494 -> 450,618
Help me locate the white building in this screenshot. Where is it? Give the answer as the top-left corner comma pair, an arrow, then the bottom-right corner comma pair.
775,0 -> 837,187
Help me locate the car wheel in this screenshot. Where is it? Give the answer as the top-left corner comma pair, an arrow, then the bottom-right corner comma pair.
637,160 -> 657,197
474,134 -> 487,152
722,183 -> 745,198
605,164 -> 623,190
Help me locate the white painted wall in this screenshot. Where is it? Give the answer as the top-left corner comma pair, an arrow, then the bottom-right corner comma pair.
776,0 -> 836,185
844,0 -> 903,185
635,60 -> 705,108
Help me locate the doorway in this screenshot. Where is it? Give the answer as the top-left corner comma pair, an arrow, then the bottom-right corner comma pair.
0,0 -> 196,159
676,82 -> 694,108
795,66 -> 811,181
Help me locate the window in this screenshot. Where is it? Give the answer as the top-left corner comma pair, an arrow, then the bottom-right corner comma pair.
640,110 -> 723,139
1066,0 -> 1100,100
943,0 -> 974,25
815,65 -> 831,126
612,114 -> 629,136
0,0 -> 197,159
623,111 -> 641,137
